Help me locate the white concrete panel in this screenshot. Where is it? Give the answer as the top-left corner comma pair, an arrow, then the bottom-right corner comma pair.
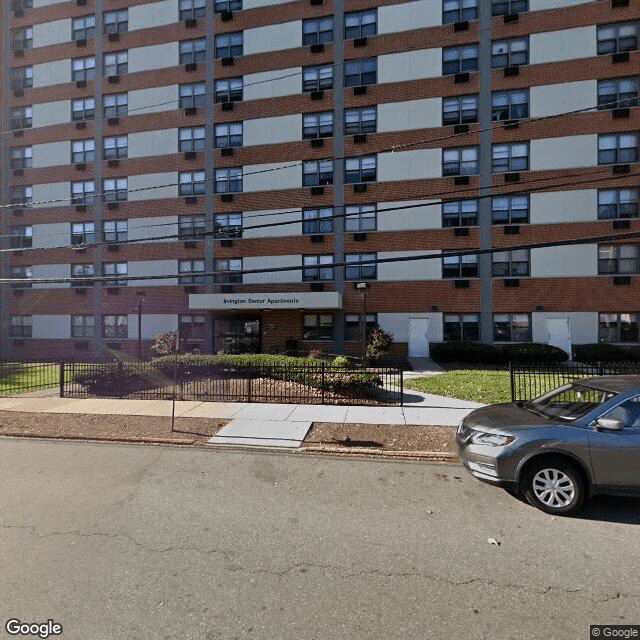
129,129 -> 178,158
32,315 -> 71,339
129,0 -> 179,30
32,223 -> 69,249
32,264 -> 70,289
378,149 -> 441,182
243,209 -> 302,238
33,60 -> 71,88
378,98 -> 441,133
243,255 -> 301,284
530,80 -> 596,118
530,0 -> 592,10
33,19 -> 70,49
530,135 -> 597,171
244,68 -> 301,101
129,86 -> 179,115
378,200 -> 442,231
137,315 -> 178,340
128,217 -> 178,242
33,0 -> 66,6
531,244 -> 597,278
32,100 -> 70,128
530,190 -> 597,225
532,312 -> 598,346
32,182 -> 70,209
379,49 -> 442,83
244,0 -> 290,7
378,251 -> 441,281
245,21 -> 301,55
128,260 -> 178,287
32,141 -> 70,168
530,27 -> 596,65
244,162 -> 300,192
377,313 -> 443,343
129,42 -> 179,74
128,173 -> 178,201
244,114 -> 301,147
378,0 -> 442,33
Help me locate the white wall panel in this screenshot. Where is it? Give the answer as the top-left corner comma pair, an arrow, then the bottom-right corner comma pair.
32,264 -> 70,289
128,260 -> 178,286
378,0 -> 441,33
33,0 -> 66,6
32,100 -> 70,128
530,135 -> 597,171
128,217 -> 177,243
244,162 -> 300,192
136,315 -> 178,340
378,200 -> 441,231
33,60 -> 70,88
531,245 -> 598,277
530,80 -> 596,118
32,141 -> 70,168
32,315 -> 71,339
129,0 -> 179,30
32,223 -> 69,249
532,312 -> 598,346
378,149 -> 441,182
129,42 -> 179,73
378,251 -> 441,281
530,27 -> 596,65
129,129 -> 178,158
530,190 -> 597,225
379,49 -> 441,83
32,182 -> 69,208
377,313 -> 443,343
244,21 -> 301,55
378,98 -> 441,133
244,114 -> 301,147
530,0 -> 592,10
129,86 -> 179,115
243,256 -> 301,284
33,19 -> 70,48
244,0 -> 291,7
244,68 -> 301,101
243,209 -> 302,238
128,173 -> 177,201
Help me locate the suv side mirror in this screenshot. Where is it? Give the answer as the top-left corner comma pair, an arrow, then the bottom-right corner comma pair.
596,417 -> 624,431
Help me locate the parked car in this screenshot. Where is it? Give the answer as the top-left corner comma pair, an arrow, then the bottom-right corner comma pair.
455,375 -> 640,515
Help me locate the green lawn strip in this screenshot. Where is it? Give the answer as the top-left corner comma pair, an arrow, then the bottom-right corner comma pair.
0,363 -> 61,395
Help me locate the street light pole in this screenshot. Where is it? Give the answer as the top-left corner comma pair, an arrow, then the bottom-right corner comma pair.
354,282 -> 370,364
135,291 -> 146,360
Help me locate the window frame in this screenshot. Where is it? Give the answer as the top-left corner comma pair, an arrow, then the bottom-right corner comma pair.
302,207 -> 333,234
71,262 -> 95,287
442,253 -> 479,278
345,155 -> 377,183
598,244 -> 640,274
102,261 -> 128,287
597,22 -> 639,55
491,89 -> 529,121
10,316 -> 33,338
102,177 -> 128,202
179,126 -> 206,152
345,252 -> 377,280
214,167 -> 243,193
344,9 -> 377,39
442,94 -> 479,126
215,32 -> 243,59
179,171 -> 206,196
71,180 -> 95,205
344,106 -> 377,135
302,314 -> 335,341
214,77 -> 243,103
443,0 -> 478,24
179,38 -> 206,65
10,225 -> 33,249
103,9 -> 128,34
302,16 -> 333,45
180,82 -> 207,108
102,315 -> 128,339
493,313 -> 531,342
214,122 -> 243,148
302,65 -> 333,92
303,112 -> 334,139
303,255 -> 334,282
491,0 -> 528,16
302,160 -> 334,186
598,188 -> 639,220
442,45 -> 478,75
491,37 -> 529,68
597,77 -> 640,110
214,258 -> 243,284
179,259 -> 205,284
103,220 -> 128,243
72,16 -> 95,41
71,315 -> 94,339
344,57 -> 377,87
103,92 -> 128,118
491,195 -> 529,224
103,51 -> 128,76
599,313 -> 639,343
102,135 -> 128,160
443,313 -> 481,342
180,0 -> 206,21
442,199 -> 478,228
71,221 -> 96,245
345,204 -> 376,232
72,97 -> 95,121
442,146 -> 479,175
492,142 -> 529,173
598,133 -> 639,165
492,249 -> 530,277
214,213 -> 243,238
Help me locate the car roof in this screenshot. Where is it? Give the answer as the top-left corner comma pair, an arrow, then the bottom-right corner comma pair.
574,375 -> 640,394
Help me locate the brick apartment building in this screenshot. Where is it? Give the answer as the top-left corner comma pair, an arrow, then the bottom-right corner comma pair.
1,0 -> 639,360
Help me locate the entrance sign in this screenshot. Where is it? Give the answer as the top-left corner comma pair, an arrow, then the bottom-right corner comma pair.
189,292 -> 342,310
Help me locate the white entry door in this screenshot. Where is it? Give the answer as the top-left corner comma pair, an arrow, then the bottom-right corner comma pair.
409,318 -> 430,358
547,318 -> 572,360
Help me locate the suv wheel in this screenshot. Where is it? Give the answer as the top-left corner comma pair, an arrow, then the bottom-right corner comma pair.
521,457 -> 585,515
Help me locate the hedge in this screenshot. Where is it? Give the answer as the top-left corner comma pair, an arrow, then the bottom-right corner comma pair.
573,343 -> 640,363
430,341 -> 569,365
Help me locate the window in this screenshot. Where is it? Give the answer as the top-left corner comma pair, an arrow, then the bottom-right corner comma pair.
442,45 -> 478,75
179,259 -> 205,284
345,9 -> 377,39
104,10 -> 128,34
492,249 -> 530,276
598,133 -> 639,165
493,314 -> 531,342
215,32 -> 243,58
10,266 -> 32,288
180,39 -> 206,64
71,180 -> 95,204
598,244 -> 639,274
442,95 -> 478,125
103,177 -> 128,202
599,313 -> 639,343
103,135 -> 128,159
72,97 -> 95,121
345,253 -> 376,280
72,56 -> 96,81
303,65 -> 333,92
103,93 -> 127,117
215,122 -> 243,148
71,315 -> 94,338
302,17 -> 333,45
180,0 -> 206,20
10,106 -> 32,130
492,0 -> 527,15
214,258 -> 242,284
303,255 -> 333,281
303,160 -> 334,186
71,222 -> 95,245
597,78 -> 640,110
11,146 -> 32,170
492,142 -> 529,172
71,263 -> 95,286
492,195 -> 529,224
303,208 -> 333,234
179,315 -> 206,341
491,37 -> 528,68
444,314 -> 480,342
345,156 -> 376,183
597,22 -> 639,55
442,199 -> 478,227
442,254 -> 478,278
345,204 -> 376,231
102,262 -> 127,286
11,185 -> 33,207
215,168 -> 242,193
303,314 -> 334,341
214,77 -> 242,103
10,226 -> 33,249
103,220 -> 128,242
598,188 -> 639,219
102,315 -> 128,339
179,127 -> 205,152
303,112 -> 333,139
214,213 -> 242,238
11,66 -> 33,91
179,171 -> 206,196
443,0 -> 477,24
345,58 -> 377,87
11,27 -> 33,50
178,214 -> 206,239
215,0 -> 242,11
72,16 -> 95,41
103,51 -> 128,76
491,89 -> 528,120
71,139 -> 95,164
11,316 -> 32,338
345,314 -> 377,342
345,106 -> 376,134
180,83 -> 206,108
442,146 -> 478,175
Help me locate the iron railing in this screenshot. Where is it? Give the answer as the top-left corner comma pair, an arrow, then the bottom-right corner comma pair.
0,361 -> 62,395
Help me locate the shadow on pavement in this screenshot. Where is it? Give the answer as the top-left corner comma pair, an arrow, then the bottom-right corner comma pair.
575,495 -> 640,525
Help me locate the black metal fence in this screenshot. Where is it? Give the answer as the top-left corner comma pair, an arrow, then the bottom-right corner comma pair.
60,360 -> 404,406
0,361 -> 62,395
510,361 -> 640,401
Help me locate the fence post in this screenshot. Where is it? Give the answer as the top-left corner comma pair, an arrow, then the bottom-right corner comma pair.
509,361 -> 516,402
59,361 -> 65,397
399,367 -> 404,407
321,362 -> 325,405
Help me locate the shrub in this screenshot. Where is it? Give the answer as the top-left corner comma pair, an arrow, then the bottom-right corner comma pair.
573,343 -> 640,363
331,356 -> 350,368
430,341 -> 504,364
366,328 -> 394,363
501,342 -> 569,363
150,331 -> 179,356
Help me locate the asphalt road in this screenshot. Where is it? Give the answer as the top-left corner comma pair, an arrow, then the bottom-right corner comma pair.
1,438 -> 639,640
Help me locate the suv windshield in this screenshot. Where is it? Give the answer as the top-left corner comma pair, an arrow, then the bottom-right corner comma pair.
527,383 -> 617,421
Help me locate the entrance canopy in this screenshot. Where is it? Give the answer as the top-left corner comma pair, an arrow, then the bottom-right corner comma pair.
189,292 -> 342,310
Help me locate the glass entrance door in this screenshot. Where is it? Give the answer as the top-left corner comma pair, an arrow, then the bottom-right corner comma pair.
213,315 -> 261,354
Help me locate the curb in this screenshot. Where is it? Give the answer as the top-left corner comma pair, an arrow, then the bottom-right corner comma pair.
301,444 -> 458,461
0,432 -> 198,446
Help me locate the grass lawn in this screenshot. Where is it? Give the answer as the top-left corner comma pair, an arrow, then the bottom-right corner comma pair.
0,363 -> 61,395
404,365 -> 512,405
